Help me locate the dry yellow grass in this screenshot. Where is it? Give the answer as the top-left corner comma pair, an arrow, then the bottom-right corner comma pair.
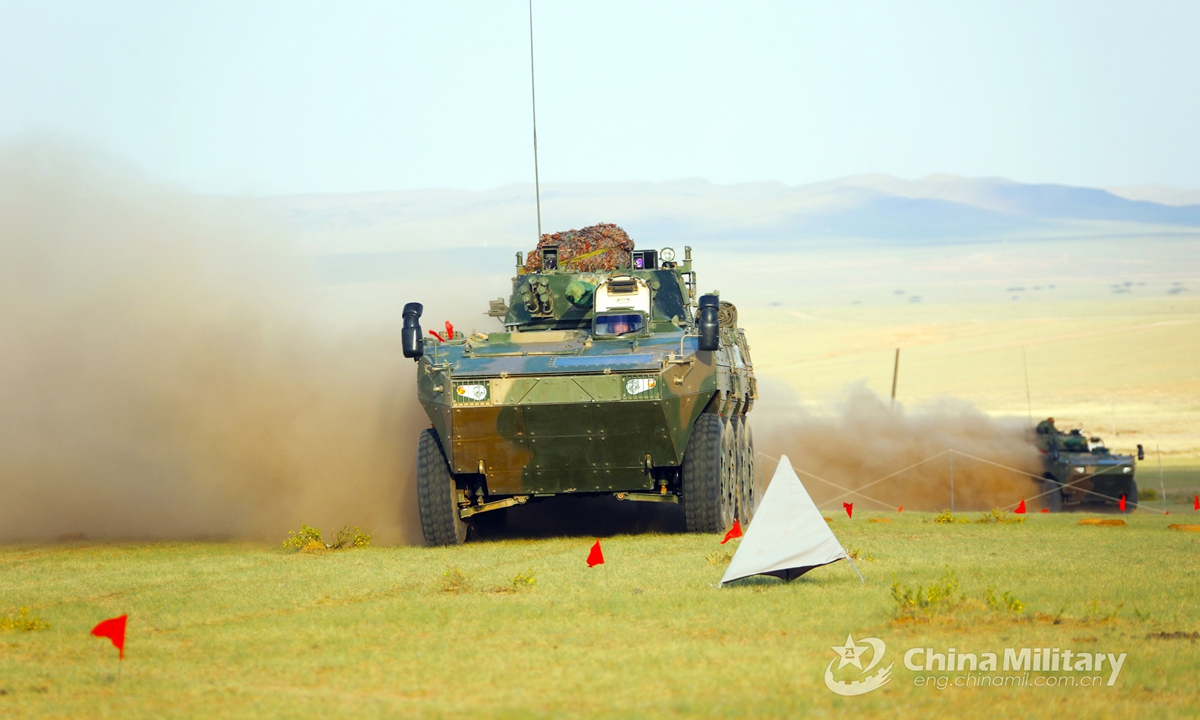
743,296 -> 1200,458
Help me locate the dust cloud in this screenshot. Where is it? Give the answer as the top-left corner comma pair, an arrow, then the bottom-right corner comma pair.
755,383 -> 1042,512
0,140 -> 1045,544
0,140 -> 479,544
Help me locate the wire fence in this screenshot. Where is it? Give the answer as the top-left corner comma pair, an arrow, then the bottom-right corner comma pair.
756,448 -> 1167,515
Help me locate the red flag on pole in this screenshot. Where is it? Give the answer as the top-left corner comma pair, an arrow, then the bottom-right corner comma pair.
1119,494 -> 1127,512
586,540 -> 604,567
843,502 -> 853,519
1015,499 -> 1026,514
721,518 -> 743,544
1194,494 -> 1198,511
91,615 -> 127,660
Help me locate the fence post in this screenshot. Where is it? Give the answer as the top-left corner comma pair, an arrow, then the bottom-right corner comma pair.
949,449 -> 955,513
1158,445 -> 1167,513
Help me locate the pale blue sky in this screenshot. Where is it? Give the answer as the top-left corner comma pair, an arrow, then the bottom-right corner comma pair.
2,1 -> 1197,194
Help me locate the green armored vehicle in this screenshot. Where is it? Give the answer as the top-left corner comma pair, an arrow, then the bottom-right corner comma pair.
403,225 -> 757,545
1034,418 -> 1142,512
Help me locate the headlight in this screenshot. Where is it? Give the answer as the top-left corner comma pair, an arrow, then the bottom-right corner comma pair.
1122,466 -> 1132,473
1074,467 -> 1086,474
454,383 -> 489,402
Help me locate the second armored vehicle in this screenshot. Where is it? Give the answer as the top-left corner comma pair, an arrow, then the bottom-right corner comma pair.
1034,418 -> 1142,512
404,225 -> 758,545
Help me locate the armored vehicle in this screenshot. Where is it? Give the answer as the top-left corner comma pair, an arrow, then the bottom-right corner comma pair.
403,225 -> 757,545
1034,418 -> 1142,512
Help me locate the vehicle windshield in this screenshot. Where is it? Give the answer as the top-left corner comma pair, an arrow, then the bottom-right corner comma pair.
594,313 -> 644,336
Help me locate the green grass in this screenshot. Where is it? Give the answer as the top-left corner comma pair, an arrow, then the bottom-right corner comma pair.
3,512 -> 1199,719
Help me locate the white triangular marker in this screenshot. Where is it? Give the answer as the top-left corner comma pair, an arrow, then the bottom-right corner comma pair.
720,455 -> 850,585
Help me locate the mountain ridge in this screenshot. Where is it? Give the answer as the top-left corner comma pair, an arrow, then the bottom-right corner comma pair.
256,174 -> 1200,253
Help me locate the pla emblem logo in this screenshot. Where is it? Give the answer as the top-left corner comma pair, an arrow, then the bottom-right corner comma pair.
824,635 -> 893,696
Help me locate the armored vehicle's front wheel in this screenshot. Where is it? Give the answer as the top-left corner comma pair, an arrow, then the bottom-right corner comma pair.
720,418 -> 738,529
1042,476 -> 1063,512
682,414 -> 738,533
417,428 -> 468,546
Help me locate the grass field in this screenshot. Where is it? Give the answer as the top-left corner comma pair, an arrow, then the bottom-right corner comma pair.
3,509 -> 1199,719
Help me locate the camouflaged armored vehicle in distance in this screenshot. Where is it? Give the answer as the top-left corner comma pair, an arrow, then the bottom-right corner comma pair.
1034,418 -> 1141,512
403,226 -> 757,545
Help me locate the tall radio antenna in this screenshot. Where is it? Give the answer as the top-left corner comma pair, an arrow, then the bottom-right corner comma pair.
528,0 -> 543,240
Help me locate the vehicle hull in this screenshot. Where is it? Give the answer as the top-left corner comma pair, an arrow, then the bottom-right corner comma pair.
419,359 -> 718,494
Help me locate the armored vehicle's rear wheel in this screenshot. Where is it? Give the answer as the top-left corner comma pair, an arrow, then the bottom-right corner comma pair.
1121,480 -> 1138,513
682,414 -> 737,533
1042,476 -> 1063,512
417,428 -> 468,546
738,418 -> 757,524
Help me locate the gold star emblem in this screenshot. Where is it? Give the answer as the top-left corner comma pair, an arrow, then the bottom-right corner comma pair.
831,634 -> 869,670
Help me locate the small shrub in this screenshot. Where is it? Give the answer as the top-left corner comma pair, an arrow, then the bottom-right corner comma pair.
1084,599 -> 1124,624
0,607 -> 50,632
976,508 -> 1026,524
706,549 -> 734,565
846,546 -> 875,562
892,571 -> 962,617
1139,487 -> 1158,502
485,570 -> 538,595
284,524 -> 373,552
931,510 -> 967,524
282,524 -> 323,551
509,570 -> 536,592
984,586 -> 1026,613
441,566 -> 470,594
331,526 -> 373,549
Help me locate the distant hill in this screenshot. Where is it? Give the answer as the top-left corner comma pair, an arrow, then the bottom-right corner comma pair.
259,174 -> 1200,256
1105,184 -> 1200,207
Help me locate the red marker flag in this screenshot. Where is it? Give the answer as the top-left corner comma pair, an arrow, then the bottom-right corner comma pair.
1015,499 -> 1026,514
1119,494 -> 1127,512
843,502 -> 853,519
1041,508 -> 1049,513
91,615 -> 127,660
429,322 -> 456,342
1194,494 -> 1198,511
897,506 -> 903,513
586,540 -> 604,567
721,518 -> 743,544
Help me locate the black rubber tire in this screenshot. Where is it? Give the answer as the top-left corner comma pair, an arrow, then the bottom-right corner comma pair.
682,413 -> 724,533
719,418 -> 738,529
1042,476 -> 1063,512
1121,480 -> 1138,514
417,428 -> 467,546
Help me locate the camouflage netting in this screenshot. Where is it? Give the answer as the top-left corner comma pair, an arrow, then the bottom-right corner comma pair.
524,223 -> 634,273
